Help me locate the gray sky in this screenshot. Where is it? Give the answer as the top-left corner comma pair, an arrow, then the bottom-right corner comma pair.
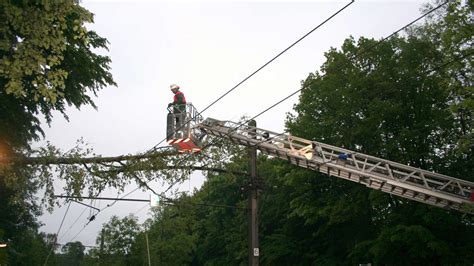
38,0 -> 427,248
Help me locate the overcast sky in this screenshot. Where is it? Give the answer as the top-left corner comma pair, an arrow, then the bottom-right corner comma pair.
38,0 -> 427,249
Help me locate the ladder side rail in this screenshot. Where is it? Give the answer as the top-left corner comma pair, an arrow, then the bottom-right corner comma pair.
341,150 -> 474,195
201,120 -> 460,186
202,125 -> 471,208
254,140 -> 471,207
270,133 -> 474,196
199,119 -> 474,202
200,121 -> 465,188
305,140 -> 473,197
202,121 -> 472,190
312,138 -> 472,185
285,133 -> 473,186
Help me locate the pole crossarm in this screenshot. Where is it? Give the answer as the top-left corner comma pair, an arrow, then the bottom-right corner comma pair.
198,118 -> 474,213
54,195 -> 246,210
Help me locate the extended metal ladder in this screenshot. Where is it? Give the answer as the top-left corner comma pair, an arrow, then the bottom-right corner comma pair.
198,118 -> 474,213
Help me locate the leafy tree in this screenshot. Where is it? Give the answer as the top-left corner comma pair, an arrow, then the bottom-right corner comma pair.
135,197 -> 199,265
0,0 -> 115,149
0,166 -> 50,265
418,0 -> 473,153
0,1 -> 115,264
127,143 -> 250,266
90,215 -> 140,266
190,173 -> 248,265
59,241 -> 85,266
284,1 -> 474,264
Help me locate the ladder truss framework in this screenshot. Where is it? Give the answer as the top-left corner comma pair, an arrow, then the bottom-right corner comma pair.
198,118 -> 474,213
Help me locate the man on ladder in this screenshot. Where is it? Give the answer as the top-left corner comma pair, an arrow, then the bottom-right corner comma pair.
167,84 -> 186,138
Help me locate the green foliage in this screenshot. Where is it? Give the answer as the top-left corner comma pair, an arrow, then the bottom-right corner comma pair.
97,215 -> 140,257
126,152 -> 248,265
87,215 -> 140,266
58,241 -> 85,266
282,1 -> 474,264
0,230 -> 51,266
0,1 -> 115,264
122,1 -> 473,265
0,0 -> 116,149
287,35 -> 452,167
0,163 -> 48,265
351,225 -> 450,265
1,1 -> 472,265
418,0 -> 474,153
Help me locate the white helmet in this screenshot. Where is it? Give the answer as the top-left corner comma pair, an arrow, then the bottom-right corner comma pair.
170,84 -> 180,90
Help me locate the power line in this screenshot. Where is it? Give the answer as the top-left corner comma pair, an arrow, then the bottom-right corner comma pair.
58,205 -> 88,242
156,0 -> 356,194
161,0 -> 453,193
62,187 -> 141,243
55,194 -> 246,210
65,164 -> 250,242
68,206 -> 101,244
56,195 -> 150,202
355,0 -> 449,56
198,0 -> 452,151
43,201 -> 71,266
132,203 -> 149,216
100,187 -> 141,211
52,146 -> 175,242
148,0 -> 355,153
69,199 -> 100,211
58,0 -> 452,243
154,0 -> 445,155
70,1 -> 355,226
68,224 -> 90,244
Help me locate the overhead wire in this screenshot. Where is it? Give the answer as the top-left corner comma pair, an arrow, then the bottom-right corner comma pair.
161,0 -> 452,193
193,0 -> 452,151
68,221 -> 90,243
163,0 -> 449,164
155,0 -> 356,194
132,203 -> 150,216
63,0 -> 454,242
100,187 -> 141,211
70,4 -> 359,220
62,194 -> 246,245
67,1 -> 356,239
154,0 -> 447,154
58,205 -> 88,242
65,186 -> 142,244
148,0 -> 355,152
43,201 -> 71,266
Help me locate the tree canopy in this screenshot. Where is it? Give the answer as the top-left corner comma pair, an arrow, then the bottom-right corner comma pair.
0,0 -> 472,265
110,1 -> 473,265
0,1 -> 115,264
0,0 -> 116,149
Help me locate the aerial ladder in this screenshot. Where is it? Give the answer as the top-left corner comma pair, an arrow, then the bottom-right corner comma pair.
166,104 -> 474,213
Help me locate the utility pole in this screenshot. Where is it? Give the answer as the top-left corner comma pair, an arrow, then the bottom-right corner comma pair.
99,228 -> 104,265
248,120 -> 259,266
145,232 -> 151,266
